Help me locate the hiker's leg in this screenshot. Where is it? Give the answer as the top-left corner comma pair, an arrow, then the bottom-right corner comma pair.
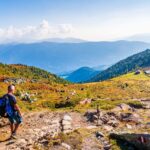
10,123 -> 14,134
13,112 -> 22,134
8,116 -> 15,134
13,123 -> 20,134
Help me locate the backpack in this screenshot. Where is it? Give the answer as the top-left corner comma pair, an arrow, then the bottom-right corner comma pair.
0,95 -> 14,118
0,97 -> 6,117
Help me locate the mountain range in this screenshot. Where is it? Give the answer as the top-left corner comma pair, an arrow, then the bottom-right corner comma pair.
43,37 -> 86,43
0,40 -> 150,73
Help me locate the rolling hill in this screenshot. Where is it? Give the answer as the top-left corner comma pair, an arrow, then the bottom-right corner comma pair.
0,61 -> 149,112
66,67 -> 100,83
57,65 -> 108,80
0,63 -> 68,84
0,59 -> 150,118
89,49 -> 150,82
0,40 -> 150,73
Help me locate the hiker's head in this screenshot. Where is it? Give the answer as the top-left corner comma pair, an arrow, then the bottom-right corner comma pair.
8,85 -> 15,93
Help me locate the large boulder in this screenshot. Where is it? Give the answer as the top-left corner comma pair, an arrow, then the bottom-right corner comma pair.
110,133 -> 150,150
112,103 -> 132,111
84,111 -> 120,127
119,113 -> 142,123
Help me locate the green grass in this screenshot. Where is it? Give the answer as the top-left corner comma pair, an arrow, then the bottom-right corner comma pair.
114,71 -> 150,81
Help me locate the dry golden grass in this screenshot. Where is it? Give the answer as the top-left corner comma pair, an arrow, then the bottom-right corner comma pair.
0,69 -> 149,111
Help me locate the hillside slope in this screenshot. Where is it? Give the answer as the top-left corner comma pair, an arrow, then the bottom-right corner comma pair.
89,49 -> 150,82
1,71 -> 150,150
0,63 -> 67,84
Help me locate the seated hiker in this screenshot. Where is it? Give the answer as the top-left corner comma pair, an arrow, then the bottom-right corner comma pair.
3,85 -> 23,139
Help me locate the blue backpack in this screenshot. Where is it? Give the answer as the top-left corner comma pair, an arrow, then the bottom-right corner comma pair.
0,95 -> 14,117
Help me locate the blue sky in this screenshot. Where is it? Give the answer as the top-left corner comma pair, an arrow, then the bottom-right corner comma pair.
0,0 -> 150,42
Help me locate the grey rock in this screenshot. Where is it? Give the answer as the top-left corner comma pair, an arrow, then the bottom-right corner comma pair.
96,131 -> 105,138
120,113 -> 141,123
63,115 -> 72,121
110,132 -> 150,150
103,125 -> 113,132
62,142 -> 71,150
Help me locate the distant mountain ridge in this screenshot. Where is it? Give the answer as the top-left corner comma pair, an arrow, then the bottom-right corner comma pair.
0,40 -> 150,73
66,67 -> 100,83
126,33 -> 150,43
89,49 -> 150,82
43,37 -> 86,43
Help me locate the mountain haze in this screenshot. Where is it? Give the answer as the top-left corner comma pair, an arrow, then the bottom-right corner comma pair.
0,41 -> 150,73
43,37 -> 86,43
127,33 -> 150,43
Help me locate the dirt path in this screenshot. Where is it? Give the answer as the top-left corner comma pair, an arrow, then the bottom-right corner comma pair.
1,107 -> 148,150
0,111 -> 89,150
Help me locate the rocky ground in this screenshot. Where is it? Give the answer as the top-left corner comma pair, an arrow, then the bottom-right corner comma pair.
0,103 -> 150,150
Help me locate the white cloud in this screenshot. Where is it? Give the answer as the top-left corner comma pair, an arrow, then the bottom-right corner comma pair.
0,20 -> 74,43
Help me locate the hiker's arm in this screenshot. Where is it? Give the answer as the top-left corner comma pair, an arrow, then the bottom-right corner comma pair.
14,104 -> 22,117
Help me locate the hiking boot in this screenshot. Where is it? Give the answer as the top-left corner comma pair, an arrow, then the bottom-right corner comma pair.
10,132 -> 17,139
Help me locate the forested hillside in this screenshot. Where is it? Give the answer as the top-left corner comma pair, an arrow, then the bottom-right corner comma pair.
89,49 -> 150,82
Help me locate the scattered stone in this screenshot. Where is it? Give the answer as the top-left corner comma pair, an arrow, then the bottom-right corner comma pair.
63,115 -> 72,121
113,103 -> 132,112
30,79 -> 37,83
103,125 -> 113,132
27,138 -> 33,145
141,99 -> 150,109
96,131 -> 112,150
145,122 -> 150,128
80,98 -> 92,105
63,124 -> 72,130
61,114 -> 73,133
126,124 -> 133,129
120,113 -> 142,123
104,144 -> 112,150
86,125 -> 97,129
96,131 -> 105,138
62,142 -> 71,150
70,90 -> 76,96
16,138 -> 27,147
119,103 -> 132,111
3,78 -> 26,84
97,119 -> 103,126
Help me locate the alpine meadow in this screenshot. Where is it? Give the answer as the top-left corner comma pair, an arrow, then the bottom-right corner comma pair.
1,1 -> 150,150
